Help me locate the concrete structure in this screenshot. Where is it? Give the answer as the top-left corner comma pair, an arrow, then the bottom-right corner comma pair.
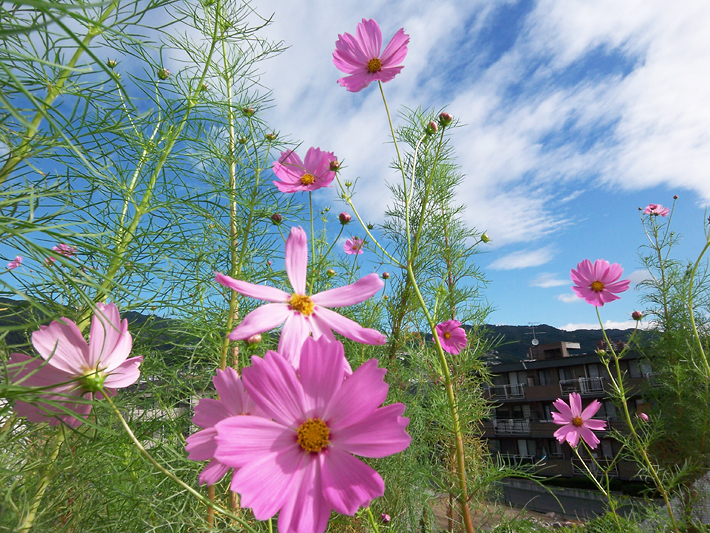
481,340 -> 652,480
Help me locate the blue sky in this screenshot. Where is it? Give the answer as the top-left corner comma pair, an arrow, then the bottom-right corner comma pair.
236,0 -> 710,330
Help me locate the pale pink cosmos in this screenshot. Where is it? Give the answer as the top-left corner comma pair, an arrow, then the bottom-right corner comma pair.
213,338 -> 411,533
333,19 -> 409,92
552,392 -> 606,449
216,227 -> 385,368
52,244 -> 77,257
185,368 -> 264,485
7,256 -> 22,270
9,303 -> 142,428
273,147 -> 337,193
344,237 -> 364,255
571,259 -> 630,307
643,204 -> 670,217
435,320 -> 467,355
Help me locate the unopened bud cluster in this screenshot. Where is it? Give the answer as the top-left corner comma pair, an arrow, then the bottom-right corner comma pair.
157,67 -> 170,80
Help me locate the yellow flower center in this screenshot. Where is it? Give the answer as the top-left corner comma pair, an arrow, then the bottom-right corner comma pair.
591,281 -> 604,292
572,416 -> 583,427
79,366 -> 106,393
300,173 -> 315,185
297,418 -> 330,452
443,332 -> 451,340
367,58 -> 382,73
289,294 -> 315,316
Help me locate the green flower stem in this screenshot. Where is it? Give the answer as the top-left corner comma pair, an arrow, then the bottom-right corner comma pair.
406,265 -> 474,533
571,445 -> 623,532
0,0 -> 121,186
411,130 -> 446,260
686,240 -> 710,380
366,507 -> 380,533
102,390 -> 259,533
309,191 -> 315,291
596,309 -> 678,533
16,426 -> 65,533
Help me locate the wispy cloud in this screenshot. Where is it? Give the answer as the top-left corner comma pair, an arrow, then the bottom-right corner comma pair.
627,269 -> 652,286
559,319 -> 652,331
488,247 -> 554,270
557,293 -> 580,303
530,272 -> 569,288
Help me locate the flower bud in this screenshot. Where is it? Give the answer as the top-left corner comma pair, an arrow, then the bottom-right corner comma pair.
246,333 -> 262,346
106,59 -> 117,69
637,412 -> 649,422
201,82 -> 209,91
382,272 -> 390,279
242,107 -> 255,116
339,212 -> 351,225
380,513 -> 391,524
367,223 -> 374,230
439,112 -> 453,126
344,181 -> 353,187
326,268 -> 335,278
632,310 -> 643,321
267,260 -> 272,266
157,67 -> 170,80
481,233 -> 490,243
673,195 -> 678,200
329,160 -> 340,172
238,137 -> 248,144
266,133 -> 276,141
425,120 -> 438,135
270,213 -> 282,225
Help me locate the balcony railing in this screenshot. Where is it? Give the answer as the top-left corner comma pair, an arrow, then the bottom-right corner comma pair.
499,453 -> 535,463
559,377 -> 605,395
493,418 -> 531,435
572,458 -> 618,477
488,383 -> 526,399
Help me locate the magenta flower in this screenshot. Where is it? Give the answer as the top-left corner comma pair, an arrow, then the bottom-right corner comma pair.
552,392 -> 606,448
570,259 -> 630,307
213,337 -> 411,533
9,303 -> 142,428
7,256 -> 22,270
52,244 -> 77,257
185,368 -> 264,485
344,237 -> 364,255
643,204 -> 670,217
216,227 -> 385,368
435,320 -> 467,355
273,147 -> 337,193
333,19 -> 409,92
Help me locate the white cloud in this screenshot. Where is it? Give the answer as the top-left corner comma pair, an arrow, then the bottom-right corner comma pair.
488,247 -> 554,270
557,293 -> 580,304
559,319 -> 652,331
627,269 -> 653,286
530,272 -> 569,288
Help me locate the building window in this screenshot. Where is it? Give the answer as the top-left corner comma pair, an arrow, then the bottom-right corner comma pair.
538,369 -> 551,385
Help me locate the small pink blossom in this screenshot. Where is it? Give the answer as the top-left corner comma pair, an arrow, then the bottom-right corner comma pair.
7,256 -> 22,270
185,368 -> 264,485
9,303 -> 142,428
333,19 -> 409,92
435,320 -> 467,355
213,337 -> 411,533
273,147 -> 337,193
643,204 -> 670,217
571,259 -> 630,307
552,392 -> 606,448
215,227 -> 385,369
52,244 -> 77,257
344,237 -> 364,255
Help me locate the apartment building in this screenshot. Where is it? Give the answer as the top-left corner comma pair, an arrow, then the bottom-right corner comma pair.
481,340 -> 652,480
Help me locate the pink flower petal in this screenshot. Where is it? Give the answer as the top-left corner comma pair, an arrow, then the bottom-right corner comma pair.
380,28 -> 409,66
285,227 -> 308,294
331,403 -> 411,458
191,398 -> 232,429
215,272 -> 290,302
278,313 -> 311,367
242,351 -> 306,427
88,303 -> 132,371
313,306 -> 386,345
198,458 -> 231,486
324,359 -> 388,430
299,337 -> 344,418
226,303 -> 291,341
356,19 -> 382,60
337,72 -> 375,92
584,418 -> 607,431
277,454 -> 331,533
213,367 -> 260,416
580,399 -> 602,420
215,415 -> 296,468
552,398 -> 574,422
554,424 -> 580,447
311,273 -> 383,308
579,426 -> 600,448
31,319 -> 89,374
569,393 -> 582,416
102,356 -> 142,388
321,447 -> 384,515
186,427 -> 218,461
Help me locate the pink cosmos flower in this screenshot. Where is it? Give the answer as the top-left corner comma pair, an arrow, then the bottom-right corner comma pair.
213,337 -> 411,533
643,204 -> 670,217
185,368 -> 264,485
552,392 -> 606,448
9,303 -> 142,428
273,147 -> 337,193
7,256 -> 22,270
52,244 -> 77,257
215,227 -> 385,368
435,320 -> 467,355
333,19 -> 409,92
571,259 -> 630,307
344,237 -> 364,255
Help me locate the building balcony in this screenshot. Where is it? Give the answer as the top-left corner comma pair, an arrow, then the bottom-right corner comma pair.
488,383 -> 526,399
493,418 -> 531,435
559,377 -> 606,395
